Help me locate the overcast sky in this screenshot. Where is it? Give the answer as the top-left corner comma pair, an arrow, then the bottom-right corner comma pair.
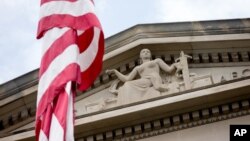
1,0 -> 250,84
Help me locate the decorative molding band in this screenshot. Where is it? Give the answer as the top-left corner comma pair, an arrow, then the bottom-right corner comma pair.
77,99 -> 250,141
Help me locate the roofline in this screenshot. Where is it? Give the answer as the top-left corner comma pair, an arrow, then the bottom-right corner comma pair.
105,18 -> 250,53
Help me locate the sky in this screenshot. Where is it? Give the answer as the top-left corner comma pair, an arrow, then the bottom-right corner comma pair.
1,0 -> 250,84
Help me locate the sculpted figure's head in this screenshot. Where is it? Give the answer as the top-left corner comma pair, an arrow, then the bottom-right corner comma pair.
140,48 -> 151,61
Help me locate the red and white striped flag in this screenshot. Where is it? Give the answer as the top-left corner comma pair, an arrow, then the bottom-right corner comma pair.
35,0 -> 104,140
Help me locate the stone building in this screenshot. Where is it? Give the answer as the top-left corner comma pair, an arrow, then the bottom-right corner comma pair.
0,18 -> 250,141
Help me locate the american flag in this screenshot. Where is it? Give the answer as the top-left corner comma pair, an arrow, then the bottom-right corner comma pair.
35,0 -> 104,140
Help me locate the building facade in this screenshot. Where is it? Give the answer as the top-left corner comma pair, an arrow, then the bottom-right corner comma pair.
0,18 -> 250,141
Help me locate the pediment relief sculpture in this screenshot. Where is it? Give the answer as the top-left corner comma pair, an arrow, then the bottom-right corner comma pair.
106,49 -> 214,105
82,49 -> 250,113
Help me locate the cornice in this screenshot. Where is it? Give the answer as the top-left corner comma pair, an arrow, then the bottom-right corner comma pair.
105,18 -> 250,53
0,70 -> 38,100
77,99 -> 250,141
1,101 -> 249,141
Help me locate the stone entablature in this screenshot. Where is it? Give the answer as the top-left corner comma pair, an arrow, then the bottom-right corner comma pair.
76,98 -> 250,141
67,77 -> 250,140
1,48 -> 249,136
1,76 -> 250,141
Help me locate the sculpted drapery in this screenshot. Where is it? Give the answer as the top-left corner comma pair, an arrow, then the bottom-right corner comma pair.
106,49 -> 177,104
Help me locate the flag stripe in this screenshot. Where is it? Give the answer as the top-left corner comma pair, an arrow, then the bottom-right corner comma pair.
65,92 -> 74,141
37,45 -> 79,106
76,28 -> 93,53
37,13 -> 101,39
42,27 -> 69,56
40,104 -> 53,138
39,130 -> 48,141
40,29 -> 77,77
41,0 -> 77,6
79,28 -> 100,71
53,91 -> 68,129
37,63 -> 81,117
49,114 -> 64,141
40,0 -> 94,19
78,31 -> 104,90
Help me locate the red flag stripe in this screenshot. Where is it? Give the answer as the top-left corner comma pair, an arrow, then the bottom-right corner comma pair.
77,27 -> 94,53
41,0 -> 77,6
39,104 -> 53,140
53,91 -> 69,130
37,13 -> 101,39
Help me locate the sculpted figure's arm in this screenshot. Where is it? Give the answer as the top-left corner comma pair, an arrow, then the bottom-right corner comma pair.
106,67 -> 138,82
155,58 -> 176,73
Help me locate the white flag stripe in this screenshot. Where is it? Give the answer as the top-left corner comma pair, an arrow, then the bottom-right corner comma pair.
37,44 -> 80,106
77,30 -> 85,36
40,0 -> 95,19
39,130 -> 48,141
65,81 -> 72,96
49,114 -> 64,141
79,28 -> 100,71
42,27 -> 70,55
66,84 -> 74,141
